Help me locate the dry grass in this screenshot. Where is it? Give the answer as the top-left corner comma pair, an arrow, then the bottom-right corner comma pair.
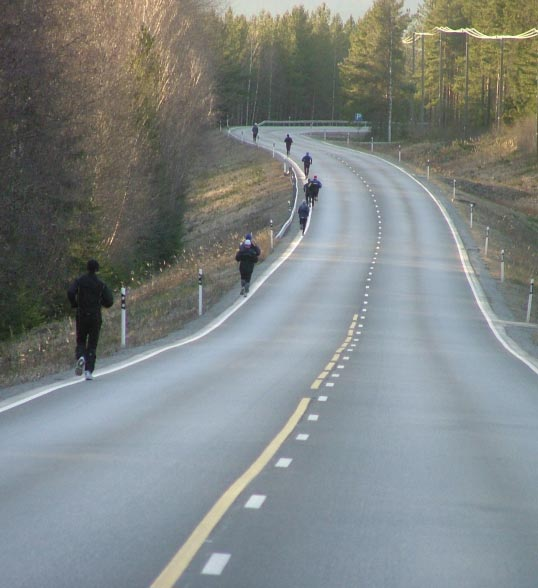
0,133 -> 294,388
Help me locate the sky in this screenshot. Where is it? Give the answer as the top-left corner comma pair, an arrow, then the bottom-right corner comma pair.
225,0 -> 422,20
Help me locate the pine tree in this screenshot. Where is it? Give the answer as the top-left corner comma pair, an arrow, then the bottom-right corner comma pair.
340,0 -> 411,139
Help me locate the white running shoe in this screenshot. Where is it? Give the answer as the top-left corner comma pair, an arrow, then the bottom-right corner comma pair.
84,371 -> 93,381
75,357 -> 85,376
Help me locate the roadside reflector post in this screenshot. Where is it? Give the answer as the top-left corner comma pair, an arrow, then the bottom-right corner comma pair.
398,144 -> 401,162
370,136 -> 374,152
347,132 -> 350,145
501,250 -> 505,283
485,226 -> 490,257
470,202 -> 475,228
527,279 -> 534,323
270,219 -> 274,252
452,179 -> 456,201
427,159 -> 430,180
198,268 -> 203,316
272,142 -> 275,158
121,286 -> 127,348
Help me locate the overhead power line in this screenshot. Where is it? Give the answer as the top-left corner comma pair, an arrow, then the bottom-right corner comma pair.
434,26 -> 538,41
403,27 -> 538,44
402,26 -> 538,133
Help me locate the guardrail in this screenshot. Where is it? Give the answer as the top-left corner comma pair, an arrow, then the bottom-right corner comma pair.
258,119 -> 371,131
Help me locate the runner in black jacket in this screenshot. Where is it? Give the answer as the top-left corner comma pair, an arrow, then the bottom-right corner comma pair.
68,259 -> 113,380
235,240 -> 259,297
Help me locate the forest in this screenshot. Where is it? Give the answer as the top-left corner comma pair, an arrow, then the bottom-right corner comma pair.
1,0 -> 537,339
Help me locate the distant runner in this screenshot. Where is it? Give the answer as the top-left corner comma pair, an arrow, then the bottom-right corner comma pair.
301,152 -> 312,176
298,199 -> 309,235
284,134 -> 293,156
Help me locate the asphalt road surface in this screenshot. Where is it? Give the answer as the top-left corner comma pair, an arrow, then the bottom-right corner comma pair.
2,126 -> 538,588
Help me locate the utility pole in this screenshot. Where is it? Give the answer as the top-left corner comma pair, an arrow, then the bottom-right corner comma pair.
438,31 -> 444,128
463,32 -> 469,137
421,33 -> 425,126
536,75 -> 538,159
496,38 -> 505,130
388,19 -> 393,143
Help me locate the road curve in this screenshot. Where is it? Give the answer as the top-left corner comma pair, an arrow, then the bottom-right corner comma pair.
1,127 -> 538,588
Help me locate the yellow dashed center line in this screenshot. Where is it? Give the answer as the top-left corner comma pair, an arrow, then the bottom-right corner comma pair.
310,313 -> 364,393
153,310 -> 367,586
150,398 -> 311,587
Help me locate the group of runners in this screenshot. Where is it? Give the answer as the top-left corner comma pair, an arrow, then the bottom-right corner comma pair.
239,130 -> 324,290
257,130 -> 324,236
68,129 -> 324,377
281,133 -> 324,234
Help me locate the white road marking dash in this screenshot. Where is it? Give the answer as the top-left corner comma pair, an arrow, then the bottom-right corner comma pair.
202,553 -> 231,576
245,495 -> 266,509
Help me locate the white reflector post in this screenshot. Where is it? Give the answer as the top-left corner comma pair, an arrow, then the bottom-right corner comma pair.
121,286 -> 126,348
198,268 -> 203,316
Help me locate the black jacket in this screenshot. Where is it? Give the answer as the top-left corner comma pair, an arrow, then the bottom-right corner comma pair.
305,178 -> 322,197
235,247 -> 259,275
68,273 -> 114,316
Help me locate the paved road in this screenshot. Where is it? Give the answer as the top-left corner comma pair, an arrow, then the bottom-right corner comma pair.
2,127 -> 538,588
